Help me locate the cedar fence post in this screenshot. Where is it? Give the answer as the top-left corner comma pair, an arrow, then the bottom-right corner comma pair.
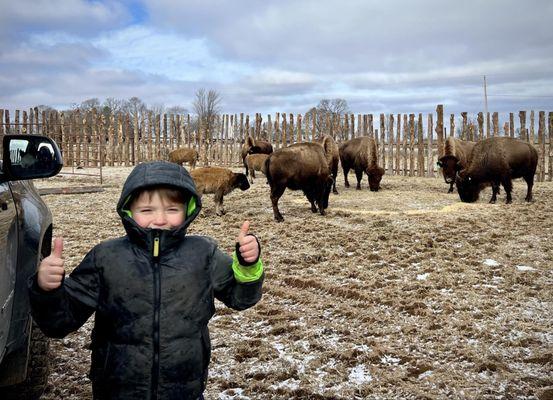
427,113 -> 434,177
281,113 -> 287,147
530,111 -> 535,145
297,114 -> 302,143
492,112 -> 499,137
417,113 -> 424,176
387,114 -> 394,175
461,112 -> 467,140
402,114 -> 408,175
409,114 -> 415,177
548,112 -> 553,181
509,113 -> 515,138
477,112 -> 484,141
380,114 -> 386,169
436,105 -> 444,158
519,111 -> 527,141
395,113 -> 401,175
450,114 -> 455,137
538,111 -> 545,182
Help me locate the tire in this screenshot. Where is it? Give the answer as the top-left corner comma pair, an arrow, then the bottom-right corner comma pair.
0,321 -> 50,400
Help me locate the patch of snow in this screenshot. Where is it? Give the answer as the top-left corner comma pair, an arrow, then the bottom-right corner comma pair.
269,378 -> 301,391
516,265 -> 535,271
218,388 -> 250,400
417,273 -> 429,280
418,370 -> 433,379
483,259 -> 500,266
380,354 -> 401,365
348,364 -> 373,384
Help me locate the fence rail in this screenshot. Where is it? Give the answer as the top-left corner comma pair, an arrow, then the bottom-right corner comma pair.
1,106 -> 552,181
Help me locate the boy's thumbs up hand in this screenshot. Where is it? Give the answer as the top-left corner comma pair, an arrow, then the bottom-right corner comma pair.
37,237 -> 65,291
236,221 -> 259,264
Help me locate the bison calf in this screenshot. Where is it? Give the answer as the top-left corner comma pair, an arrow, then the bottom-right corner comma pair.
266,142 -> 333,222
190,167 -> 250,216
244,153 -> 269,183
241,136 -> 273,176
455,137 -> 538,204
437,137 -> 476,193
168,147 -> 199,169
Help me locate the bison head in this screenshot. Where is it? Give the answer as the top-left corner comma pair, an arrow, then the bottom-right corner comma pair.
455,171 -> 480,202
437,155 -> 461,184
248,145 -> 263,155
367,166 -> 385,192
235,173 -> 251,191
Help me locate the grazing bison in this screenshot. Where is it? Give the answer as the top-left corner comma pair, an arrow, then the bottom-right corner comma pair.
244,153 -> 269,183
314,134 -> 340,194
339,136 -> 384,191
190,167 -> 250,215
168,147 -> 199,169
437,136 -> 476,193
455,137 -> 538,204
241,136 -> 273,176
265,142 -> 333,222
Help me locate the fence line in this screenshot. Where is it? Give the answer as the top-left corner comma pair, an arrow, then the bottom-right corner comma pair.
1,106 -> 552,181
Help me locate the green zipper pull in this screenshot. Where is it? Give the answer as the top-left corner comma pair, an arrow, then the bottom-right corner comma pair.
153,236 -> 160,257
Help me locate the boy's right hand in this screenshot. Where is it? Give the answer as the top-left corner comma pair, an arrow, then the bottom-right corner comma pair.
37,237 -> 65,291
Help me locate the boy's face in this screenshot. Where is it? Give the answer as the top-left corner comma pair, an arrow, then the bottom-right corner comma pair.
130,190 -> 186,230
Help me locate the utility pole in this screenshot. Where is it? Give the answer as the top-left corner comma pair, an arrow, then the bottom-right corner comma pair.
483,75 -> 489,116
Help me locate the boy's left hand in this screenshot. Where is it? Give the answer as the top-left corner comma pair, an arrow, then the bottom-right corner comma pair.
237,220 -> 259,263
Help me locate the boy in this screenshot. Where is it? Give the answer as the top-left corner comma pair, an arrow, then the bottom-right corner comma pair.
29,161 -> 264,399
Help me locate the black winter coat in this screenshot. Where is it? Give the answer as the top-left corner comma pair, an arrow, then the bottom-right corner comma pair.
29,161 -> 263,400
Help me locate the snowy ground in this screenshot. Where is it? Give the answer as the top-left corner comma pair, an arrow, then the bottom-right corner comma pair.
34,166 -> 553,399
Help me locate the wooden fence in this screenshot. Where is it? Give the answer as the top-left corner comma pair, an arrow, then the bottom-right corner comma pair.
1,106 -> 552,181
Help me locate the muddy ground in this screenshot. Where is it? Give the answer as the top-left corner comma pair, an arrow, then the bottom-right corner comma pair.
33,166 -> 552,400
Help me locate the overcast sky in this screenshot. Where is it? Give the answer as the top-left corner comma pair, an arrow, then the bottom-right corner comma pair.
1,0 -> 552,117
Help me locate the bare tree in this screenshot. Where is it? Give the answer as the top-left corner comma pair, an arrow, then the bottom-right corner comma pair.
193,89 -> 221,165
166,105 -> 188,115
102,97 -> 124,115
72,98 -> 100,113
305,98 -> 350,138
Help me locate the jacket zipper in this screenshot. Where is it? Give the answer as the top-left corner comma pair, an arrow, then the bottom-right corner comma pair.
151,233 -> 161,399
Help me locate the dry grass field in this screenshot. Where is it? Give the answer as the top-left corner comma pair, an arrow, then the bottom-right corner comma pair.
34,165 -> 553,400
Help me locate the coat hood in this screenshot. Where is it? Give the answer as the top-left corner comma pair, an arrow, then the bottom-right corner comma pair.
116,161 -> 202,249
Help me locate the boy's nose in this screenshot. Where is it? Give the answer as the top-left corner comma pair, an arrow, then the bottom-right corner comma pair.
153,211 -> 168,225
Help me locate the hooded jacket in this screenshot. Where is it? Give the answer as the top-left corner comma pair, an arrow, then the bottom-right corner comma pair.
29,161 -> 263,399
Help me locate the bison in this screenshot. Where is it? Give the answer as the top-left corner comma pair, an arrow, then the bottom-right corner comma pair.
455,137 -> 538,204
314,134 -> 340,194
339,136 -> 384,191
244,153 -> 269,183
437,136 -> 476,193
168,147 -> 199,169
265,142 -> 333,222
190,167 -> 250,215
241,136 -> 273,176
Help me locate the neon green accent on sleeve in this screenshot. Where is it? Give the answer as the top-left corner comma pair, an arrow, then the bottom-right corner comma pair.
187,197 -> 197,217
123,209 -> 132,218
231,252 -> 263,283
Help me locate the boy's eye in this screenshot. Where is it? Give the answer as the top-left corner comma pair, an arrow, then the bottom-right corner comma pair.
167,207 -> 182,213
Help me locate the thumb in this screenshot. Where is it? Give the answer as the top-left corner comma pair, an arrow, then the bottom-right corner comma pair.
238,221 -> 250,242
52,237 -> 64,258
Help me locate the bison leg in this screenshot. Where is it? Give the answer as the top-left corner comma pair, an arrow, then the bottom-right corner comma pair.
502,178 -> 513,204
355,169 -> 363,190
448,182 -> 454,193
332,168 -> 339,194
270,185 -> 286,222
343,166 -> 350,188
489,182 -> 500,203
214,192 -> 226,216
524,173 -> 534,202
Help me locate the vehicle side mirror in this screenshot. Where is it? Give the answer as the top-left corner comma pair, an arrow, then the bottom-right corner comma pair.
2,135 -> 63,181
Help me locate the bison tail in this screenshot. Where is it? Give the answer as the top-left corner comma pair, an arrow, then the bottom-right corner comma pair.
265,156 -> 273,186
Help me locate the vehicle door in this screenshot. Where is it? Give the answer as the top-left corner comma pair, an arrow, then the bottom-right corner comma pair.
0,181 -> 17,357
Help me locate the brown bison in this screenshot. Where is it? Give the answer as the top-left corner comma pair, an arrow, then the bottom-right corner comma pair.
168,147 -> 199,169
265,142 -> 333,222
339,136 -> 384,191
244,153 -> 269,183
241,136 -> 273,176
455,137 -> 538,204
437,136 -> 476,193
314,134 -> 340,194
190,167 -> 250,215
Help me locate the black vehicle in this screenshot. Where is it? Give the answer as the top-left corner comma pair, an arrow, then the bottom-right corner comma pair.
0,134 -> 63,399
